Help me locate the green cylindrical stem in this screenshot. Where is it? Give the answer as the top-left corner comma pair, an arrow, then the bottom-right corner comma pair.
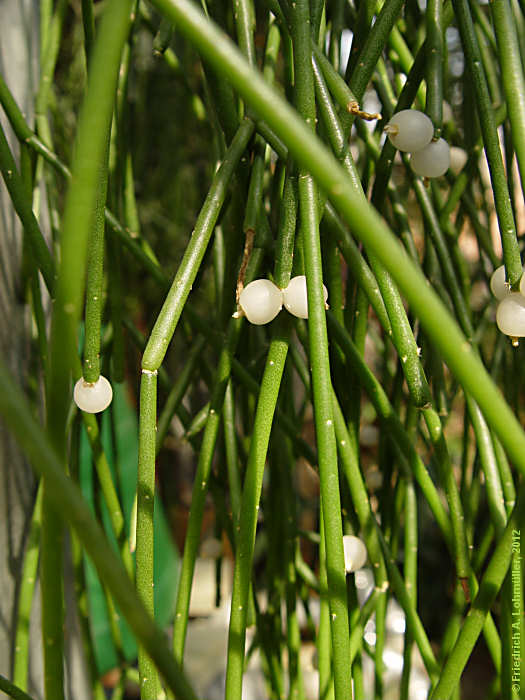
423,407 -> 471,581
83,141 -> 109,383
13,483 -> 43,691
466,398 -> 507,534
40,489 -> 65,700
81,0 -> 95,61
348,0 -> 406,100
232,0 -> 256,66
225,329 -> 289,700
426,0 -> 444,131
490,0 -> 525,197
136,370 -> 159,699
81,410 -> 134,576
0,675 -> 37,700
173,323 -> 242,662
142,119 -> 254,371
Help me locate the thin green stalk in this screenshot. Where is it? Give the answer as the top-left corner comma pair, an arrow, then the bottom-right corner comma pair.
173,322 -> 242,662
0,359 -> 198,700
291,2 -> 351,696
225,325 -> 290,700
142,118 -> 254,371
106,238 -> 125,383
156,335 -> 206,451
35,0 -> 67,148
223,380 -> 242,530
347,0 -> 406,100
490,0 -> 525,196
83,139 -> 109,383
317,511 -> 335,700
467,397 -> 507,534
82,0 -> 96,62
136,370 -> 160,699
426,0 -> 444,131
232,0 -> 256,66
492,432 -> 517,514
422,407 -> 471,583
412,176 -> 474,338
13,483 -> 43,691
0,675 -> 37,700
81,409 -> 134,576
281,433 -> 305,700
40,489 -> 65,700
400,477 -> 418,700
453,0 -> 522,288
39,0 -> 53,60
70,417 -> 106,700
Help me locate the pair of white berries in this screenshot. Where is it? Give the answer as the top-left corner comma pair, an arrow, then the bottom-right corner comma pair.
490,264 -> 525,344
73,375 -> 113,413
238,275 -> 329,325
385,109 -> 450,178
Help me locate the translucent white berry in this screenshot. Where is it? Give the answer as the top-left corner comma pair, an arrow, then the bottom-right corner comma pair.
490,264 -> 525,299
496,293 -> 525,340
73,375 -> 113,413
342,535 -> 368,573
410,138 -> 450,178
283,275 -> 328,319
490,265 -> 511,300
449,146 -> 468,174
239,279 -> 283,325
384,110 -> 434,152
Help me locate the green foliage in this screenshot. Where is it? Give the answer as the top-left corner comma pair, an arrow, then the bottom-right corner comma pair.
1,0 -> 525,699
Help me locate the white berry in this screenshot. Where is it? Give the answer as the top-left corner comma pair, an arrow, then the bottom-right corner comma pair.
384,110 -> 434,152
410,138 -> 450,178
73,375 -> 113,413
283,275 -> 328,319
490,265 -> 511,300
496,293 -> 525,338
239,279 -> 283,325
490,264 -> 525,299
342,535 -> 367,573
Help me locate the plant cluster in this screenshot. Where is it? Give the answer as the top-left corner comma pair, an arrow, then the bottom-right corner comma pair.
0,0 -> 524,700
